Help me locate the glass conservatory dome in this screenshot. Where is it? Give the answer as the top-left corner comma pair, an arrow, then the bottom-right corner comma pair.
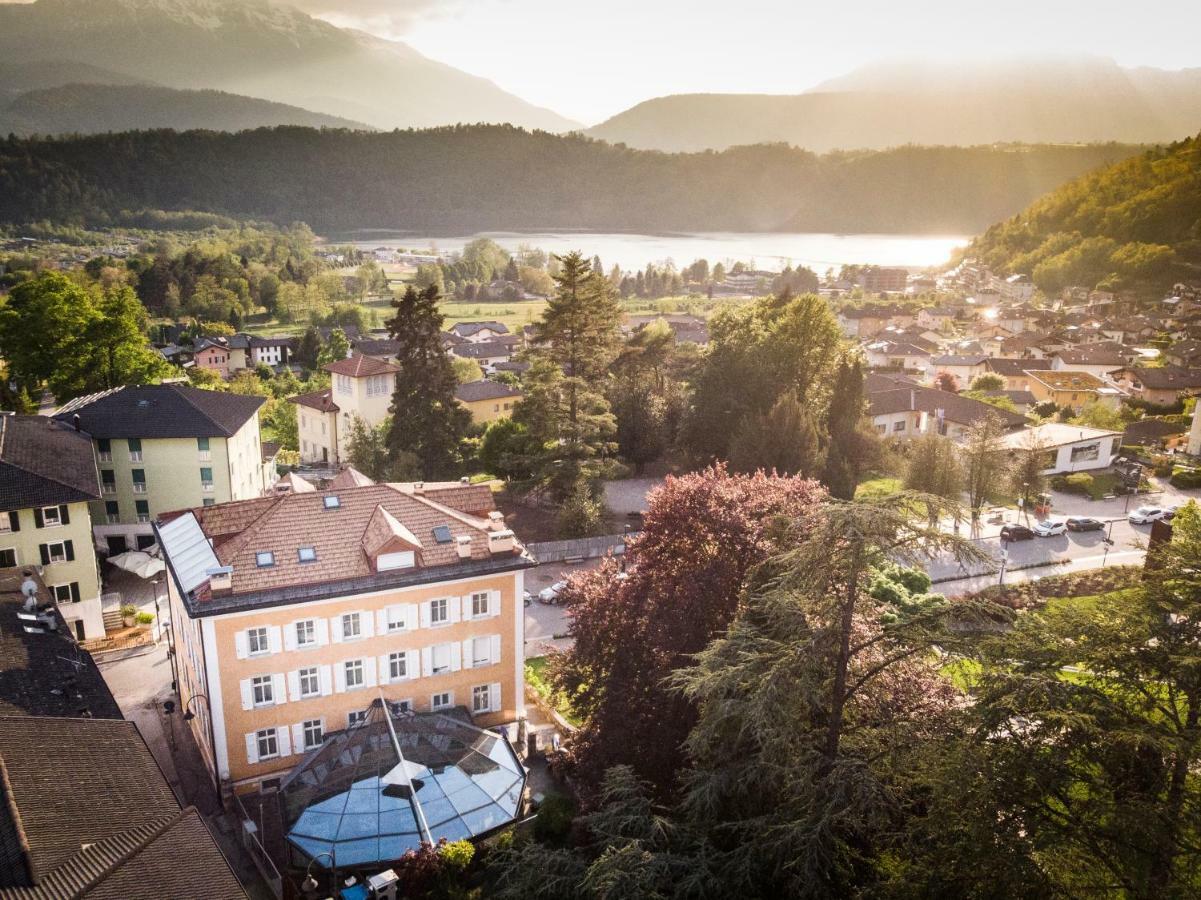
281,700 -> 526,869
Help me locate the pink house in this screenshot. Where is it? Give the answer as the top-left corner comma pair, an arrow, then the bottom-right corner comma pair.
194,339 -> 231,377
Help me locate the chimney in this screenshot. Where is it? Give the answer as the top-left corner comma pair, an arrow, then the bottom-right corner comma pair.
486,510 -> 505,530
487,529 -> 516,554
206,565 -> 233,596
413,481 -> 424,495
455,534 -> 472,559
459,476 -> 470,485
72,414 -> 81,431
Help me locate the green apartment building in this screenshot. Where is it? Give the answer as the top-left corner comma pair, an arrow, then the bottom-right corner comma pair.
55,385 -> 275,556
0,415 -> 104,639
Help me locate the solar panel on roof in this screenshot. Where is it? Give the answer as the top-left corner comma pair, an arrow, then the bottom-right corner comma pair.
432,525 -> 452,544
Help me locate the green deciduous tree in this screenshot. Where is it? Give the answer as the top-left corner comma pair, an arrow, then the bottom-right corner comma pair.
728,389 -> 825,477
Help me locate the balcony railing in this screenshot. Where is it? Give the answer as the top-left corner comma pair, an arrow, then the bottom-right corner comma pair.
132,483 -> 147,494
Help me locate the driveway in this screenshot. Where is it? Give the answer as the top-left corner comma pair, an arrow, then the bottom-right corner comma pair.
524,557 -> 607,655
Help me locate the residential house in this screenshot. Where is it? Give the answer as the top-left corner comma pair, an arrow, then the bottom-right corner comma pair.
1026,370 -> 1125,411
193,338 -> 233,377
455,380 -> 524,425
1107,366 -> 1201,406
226,332 -> 252,371
156,479 -> 534,793
291,388 -> 340,465
1050,345 -> 1133,378
625,314 -> 710,345
984,357 -> 1053,391
449,321 -> 509,343
858,266 -> 909,294
917,307 -> 958,331
995,423 -> 1122,474
1122,417 -> 1191,451
836,305 -> 914,338
54,385 -> 271,556
998,274 -> 1035,302
980,390 -> 1039,415
249,336 -> 293,367
930,355 -> 988,388
451,340 -> 514,374
862,340 -> 932,373
324,354 -> 400,466
1166,339 -> 1201,368
0,416 -> 103,638
866,380 -> 1026,441
352,337 -> 400,362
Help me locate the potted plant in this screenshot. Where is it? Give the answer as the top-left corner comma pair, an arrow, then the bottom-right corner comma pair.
135,611 -> 154,628
120,603 -> 137,627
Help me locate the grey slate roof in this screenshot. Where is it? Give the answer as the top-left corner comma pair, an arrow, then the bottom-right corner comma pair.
868,385 -> 1027,429
984,357 -> 1052,377
54,385 -> 264,440
451,340 -> 514,360
455,380 -> 523,403
449,321 -> 508,337
0,417 -> 100,514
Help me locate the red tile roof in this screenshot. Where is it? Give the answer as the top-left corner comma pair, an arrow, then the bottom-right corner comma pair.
288,389 -> 339,413
322,353 -> 400,378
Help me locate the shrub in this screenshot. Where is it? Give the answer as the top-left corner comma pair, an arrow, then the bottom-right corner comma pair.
1171,468 -> 1201,489
532,793 -> 576,845
1061,472 -> 1095,495
963,566 -> 1142,610
556,479 -> 604,538
135,611 -> 154,625
119,603 -> 137,618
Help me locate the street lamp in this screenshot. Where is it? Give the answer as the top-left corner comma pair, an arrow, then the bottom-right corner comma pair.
1102,520 -> 1116,567
301,851 -> 338,897
182,693 -> 210,723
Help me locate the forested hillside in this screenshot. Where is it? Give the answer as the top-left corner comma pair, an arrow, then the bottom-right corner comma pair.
0,127 -> 1139,234
969,133 -> 1201,293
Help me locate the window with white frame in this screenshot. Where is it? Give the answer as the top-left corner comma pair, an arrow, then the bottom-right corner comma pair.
302,719 -> 324,750
348,709 -> 368,727
431,691 -> 452,711
51,584 -> 73,603
251,674 -> 274,706
40,506 -> 61,527
247,627 -> 269,656
471,636 -> 493,668
429,597 -> 449,626
45,542 -> 67,563
128,438 -> 143,462
256,728 -> 279,760
472,684 -> 491,713
336,373 -> 352,396
197,437 -> 211,461
470,591 -> 490,618
431,643 -> 452,675
388,651 -> 407,681
344,659 -> 364,689
342,612 -> 362,640
97,438 -> 112,462
386,606 -> 408,632
298,666 -> 320,698
295,619 -> 316,648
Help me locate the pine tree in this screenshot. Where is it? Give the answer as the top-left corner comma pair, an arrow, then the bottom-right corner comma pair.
295,325 -> 321,370
822,355 -> 870,499
728,390 -> 825,477
383,285 -> 470,479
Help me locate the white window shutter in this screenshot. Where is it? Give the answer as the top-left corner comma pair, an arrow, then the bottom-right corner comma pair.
361,612 -> 375,639
267,625 -> 282,654
287,670 -> 301,702
364,656 -> 377,688
240,678 -> 253,711
334,663 -> 346,693
272,673 -> 288,705
330,616 -> 343,643
277,726 -> 292,757
245,733 -> 259,764
315,618 -> 329,646
319,664 -> 333,696
234,631 -> 248,660
450,642 -> 462,672
406,604 -> 418,631
376,608 -> 389,635
462,639 -> 475,669
406,649 -> 420,680
447,599 -> 461,625
421,646 -> 433,677
489,682 -> 501,713
291,723 -> 304,753
419,602 -> 431,629
283,622 -> 297,652
490,634 -> 501,665
378,654 -> 392,685
491,590 -> 502,618
461,595 -> 473,621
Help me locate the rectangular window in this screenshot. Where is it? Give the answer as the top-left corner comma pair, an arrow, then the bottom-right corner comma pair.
431,643 -> 452,675
472,636 -> 492,668
389,651 -> 407,681
348,710 -> 368,727
101,471 -> 116,494
344,659 -> 364,689
200,467 -> 214,492
131,469 -> 147,493
295,620 -> 315,648
298,547 -> 317,563
323,495 -> 340,509
893,421 -> 906,432
40,506 -> 61,527
135,499 -> 150,524
105,500 -> 119,525
256,551 -> 275,568
1070,442 -> 1100,463
0,513 -> 10,534
386,606 -> 408,632
203,498 -> 215,507
46,542 -> 67,563
431,691 -> 452,711
97,438 -> 112,462
52,584 -> 73,603
0,549 -> 14,568
471,591 -> 490,618
302,719 -> 324,750
472,684 -> 491,713
298,667 -> 320,698
430,597 -> 449,625
256,728 -> 279,760
197,437 -> 211,461
247,627 -> 269,655
251,674 -> 274,706
128,438 -> 142,462
391,700 -> 412,715
341,612 -> 361,640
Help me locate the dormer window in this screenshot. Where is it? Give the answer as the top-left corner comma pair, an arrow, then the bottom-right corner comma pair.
298,547 -> 317,563
256,551 -> 275,567
377,550 -> 415,571
323,496 -> 340,509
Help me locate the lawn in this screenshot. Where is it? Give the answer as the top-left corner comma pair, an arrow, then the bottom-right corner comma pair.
525,656 -> 582,727
855,477 -> 903,502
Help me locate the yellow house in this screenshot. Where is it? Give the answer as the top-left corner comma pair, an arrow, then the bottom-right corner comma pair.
0,416 -> 104,639
314,354 -> 400,466
291,388 -> 340,465
157,477 -> 533,794
1026,370 -> 1125,411
455,380 -> 524,425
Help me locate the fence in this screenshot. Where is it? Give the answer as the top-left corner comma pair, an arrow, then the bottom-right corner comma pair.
527,533 -> 639,564
230,791 -> 284,899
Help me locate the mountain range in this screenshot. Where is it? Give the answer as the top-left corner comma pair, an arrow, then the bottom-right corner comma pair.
587,58 -> 1201,153
0,0 -> 577,134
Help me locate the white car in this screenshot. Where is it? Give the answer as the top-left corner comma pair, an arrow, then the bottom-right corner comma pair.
1128,506 -> 1168,525
538,581 -> 567,603
1032,519 -> 1067,537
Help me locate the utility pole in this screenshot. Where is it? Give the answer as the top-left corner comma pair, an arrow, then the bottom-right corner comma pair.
1102,519 -> 1115,567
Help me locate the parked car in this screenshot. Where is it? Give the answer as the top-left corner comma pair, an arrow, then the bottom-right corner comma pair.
1128,506 -> 1169,525
1065,517 -> 1105,532
1000,524 -> 1035,542
538,581 -> 567,604
1032,519 -> 1067,537
523,591 -> 534,607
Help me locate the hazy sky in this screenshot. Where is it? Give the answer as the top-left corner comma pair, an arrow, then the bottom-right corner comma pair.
288,0 -> 1201,123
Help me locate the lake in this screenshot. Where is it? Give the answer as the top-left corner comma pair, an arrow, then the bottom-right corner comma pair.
329,230 -> 969,274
